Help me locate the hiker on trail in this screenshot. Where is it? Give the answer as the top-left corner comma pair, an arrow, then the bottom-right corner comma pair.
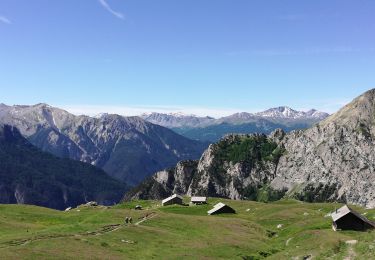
125,217 -> 129,224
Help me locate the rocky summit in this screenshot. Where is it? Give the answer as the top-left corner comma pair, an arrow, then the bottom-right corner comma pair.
125,89 -> 375,208
0,104 -> 207,186
272,88 -> 375,207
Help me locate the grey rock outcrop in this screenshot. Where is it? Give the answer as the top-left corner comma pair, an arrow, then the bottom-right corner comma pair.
271,89 -> 375,207
125,134 -> 285,201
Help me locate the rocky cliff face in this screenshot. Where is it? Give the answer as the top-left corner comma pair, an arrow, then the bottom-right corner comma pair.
125,89 -> 375,208
125,133 -> 286,202
0,104 -> 207,186
271,89 -> 375,207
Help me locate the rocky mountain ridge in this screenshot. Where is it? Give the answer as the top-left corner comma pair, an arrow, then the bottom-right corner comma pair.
141,107 -> 329,142
141,112 -> 215,128
0,104 -> 207,186
125,89 -> 375,208
141,106 -> 329,127
255,107 -> 328,120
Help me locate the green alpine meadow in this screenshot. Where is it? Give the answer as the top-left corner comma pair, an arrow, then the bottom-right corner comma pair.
1,199 -> 375,259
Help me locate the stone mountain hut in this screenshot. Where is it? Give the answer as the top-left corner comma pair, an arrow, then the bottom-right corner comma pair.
162,194 -> 183,206
191,196 -> 207,205
207,202 -> 236,215
331,205 -> 375,231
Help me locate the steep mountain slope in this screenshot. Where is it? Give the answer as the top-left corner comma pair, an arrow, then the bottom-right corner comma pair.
0,104 -> 207,186
124,133 -> 286,201
142,107 -> 329,142
0,124 -> 127,210
271,89 -> 375,207
125,89 -> 375,208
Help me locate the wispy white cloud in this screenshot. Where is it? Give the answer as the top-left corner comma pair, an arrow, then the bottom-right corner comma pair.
226,47 -> 363,57
58,104 -> 241,118
98,0 -> 125,20
0,16 -> 11,25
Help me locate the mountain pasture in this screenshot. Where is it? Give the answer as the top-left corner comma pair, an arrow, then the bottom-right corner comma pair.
1,199 -> 375,259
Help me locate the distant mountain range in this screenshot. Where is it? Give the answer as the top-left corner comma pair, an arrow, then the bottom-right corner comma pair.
0,104 -> 207,186
0,103 -> 328,187
126,89 -> 375,208
141,107 -> 329,142
0,124 -> 127,210
141,112 -> 215,128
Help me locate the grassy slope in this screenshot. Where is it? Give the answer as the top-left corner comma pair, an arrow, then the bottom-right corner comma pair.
1,199 -> 375,259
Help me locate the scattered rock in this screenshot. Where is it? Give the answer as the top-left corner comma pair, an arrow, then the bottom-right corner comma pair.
303,255 -> 312,260
345,240 -> 358,245
246,209 -> 250,212
85,201 -> 98,207
121,239 -> 135,244
277,224 -> 283,229
303,212 -> 309,216
65,207 -> 72,212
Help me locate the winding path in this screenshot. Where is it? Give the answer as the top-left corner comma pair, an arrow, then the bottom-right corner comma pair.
135,212 -> 158,225
0,224 -> 122,249
1,212 -> 159,249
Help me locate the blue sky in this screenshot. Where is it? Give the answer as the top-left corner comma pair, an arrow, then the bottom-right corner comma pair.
0,0 -> 374,117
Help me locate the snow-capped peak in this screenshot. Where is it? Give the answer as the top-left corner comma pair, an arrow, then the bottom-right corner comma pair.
255,106 -> 329,119
167,112 -> 197,118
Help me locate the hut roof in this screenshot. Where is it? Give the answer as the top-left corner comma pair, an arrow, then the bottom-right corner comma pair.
162,194 -> 183,204
207,202 -> 231,215
331,205 -> 375,227
191,196 -> 207,202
